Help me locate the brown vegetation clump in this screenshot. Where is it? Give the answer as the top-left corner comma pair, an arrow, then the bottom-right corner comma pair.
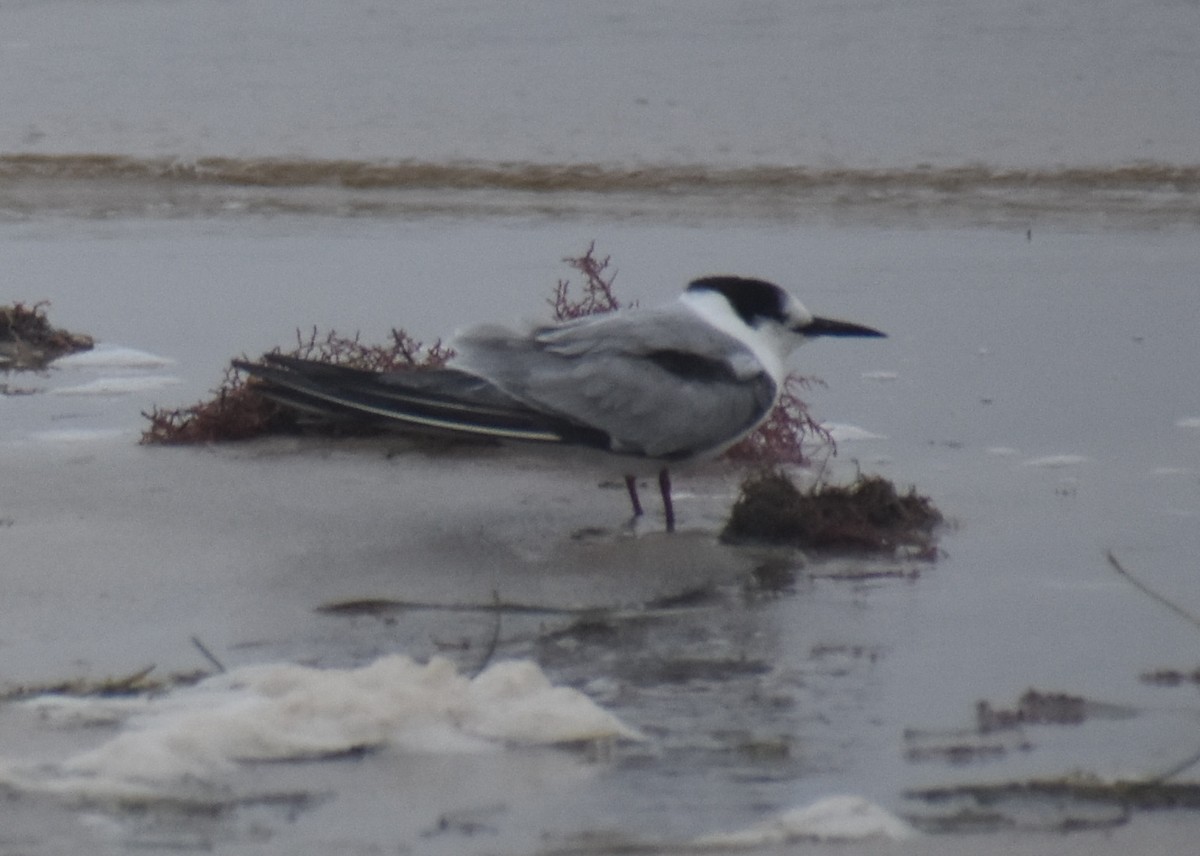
976,689 -> 1089,733
141,362 -> 286,444
0,301 -> 94,371
907,779 -> 1200,828
141,328 -> 452,444
722,469 -> 942,555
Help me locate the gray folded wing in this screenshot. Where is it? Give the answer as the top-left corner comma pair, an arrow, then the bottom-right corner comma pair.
237,354 -> 613,447
451,307 -> 778,459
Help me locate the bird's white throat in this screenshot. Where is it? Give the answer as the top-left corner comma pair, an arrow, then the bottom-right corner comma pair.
678,288 -> 796,385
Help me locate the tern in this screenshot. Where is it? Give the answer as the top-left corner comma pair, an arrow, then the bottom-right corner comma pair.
235,276 -> 884,531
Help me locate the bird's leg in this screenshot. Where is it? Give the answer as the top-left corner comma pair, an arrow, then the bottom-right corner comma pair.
658,467 -> 675,533
624,474 -> 644,518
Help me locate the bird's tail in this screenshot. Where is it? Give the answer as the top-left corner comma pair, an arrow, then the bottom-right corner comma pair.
234,354 -> 608,447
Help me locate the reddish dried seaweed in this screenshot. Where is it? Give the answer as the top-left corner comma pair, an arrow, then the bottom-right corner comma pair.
722,375 -> 835,466
0,301 -> 94,371
141,328 -> 451,444
549,242 -> 631,321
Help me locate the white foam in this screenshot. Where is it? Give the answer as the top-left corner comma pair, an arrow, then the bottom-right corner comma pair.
1150,466 -> 1194,477
28,428 -> 131,444
860,370 -> 899,381
986,446 -> 1022,457
4,655 -> 641,797
50,375 -> 181,396
822,422 -> 887,442
1021,454 -> 1090,468
693,795 -> 914,847
54,345 -> 175,369
1176,417 -> 1200,429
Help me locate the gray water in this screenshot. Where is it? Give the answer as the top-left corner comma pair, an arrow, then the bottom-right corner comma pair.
2,1 -> 1200,852
2,215 -> 1198,854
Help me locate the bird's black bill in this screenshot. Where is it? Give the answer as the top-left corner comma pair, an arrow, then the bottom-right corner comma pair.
799,316 -> 886,338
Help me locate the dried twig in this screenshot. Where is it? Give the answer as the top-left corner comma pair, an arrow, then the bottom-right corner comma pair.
1104,552 -> 1200,783
471,590 -> 504,679
1149,743 -> 1200,784
1106,550 -> 1200,633
190,635 -> 226,674
722,375 -> 834,466
550,241 -> 630,320
0,665 -> 207,701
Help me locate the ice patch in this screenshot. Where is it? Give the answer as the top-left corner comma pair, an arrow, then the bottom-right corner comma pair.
54,345 -> 174,369
50,375 -> 181,396
822,422 -> 887,442
693,795 -> 914,847
1176,416 -> 1200,429
2,655 -> 641,798
1021,454 -> 1090,468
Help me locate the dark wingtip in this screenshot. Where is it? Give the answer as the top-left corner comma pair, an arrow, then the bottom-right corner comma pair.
800,316 -> 886,338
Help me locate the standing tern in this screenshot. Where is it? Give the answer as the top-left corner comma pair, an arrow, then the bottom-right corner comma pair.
235,276 -> 884,531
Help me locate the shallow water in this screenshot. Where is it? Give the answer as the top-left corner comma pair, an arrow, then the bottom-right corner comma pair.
3,0 -> 1200,851
2,212 -> 1199,854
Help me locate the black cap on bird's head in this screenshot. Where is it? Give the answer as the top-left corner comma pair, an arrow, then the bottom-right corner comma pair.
686,276 -> 885,338
687,276 -> 792,326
